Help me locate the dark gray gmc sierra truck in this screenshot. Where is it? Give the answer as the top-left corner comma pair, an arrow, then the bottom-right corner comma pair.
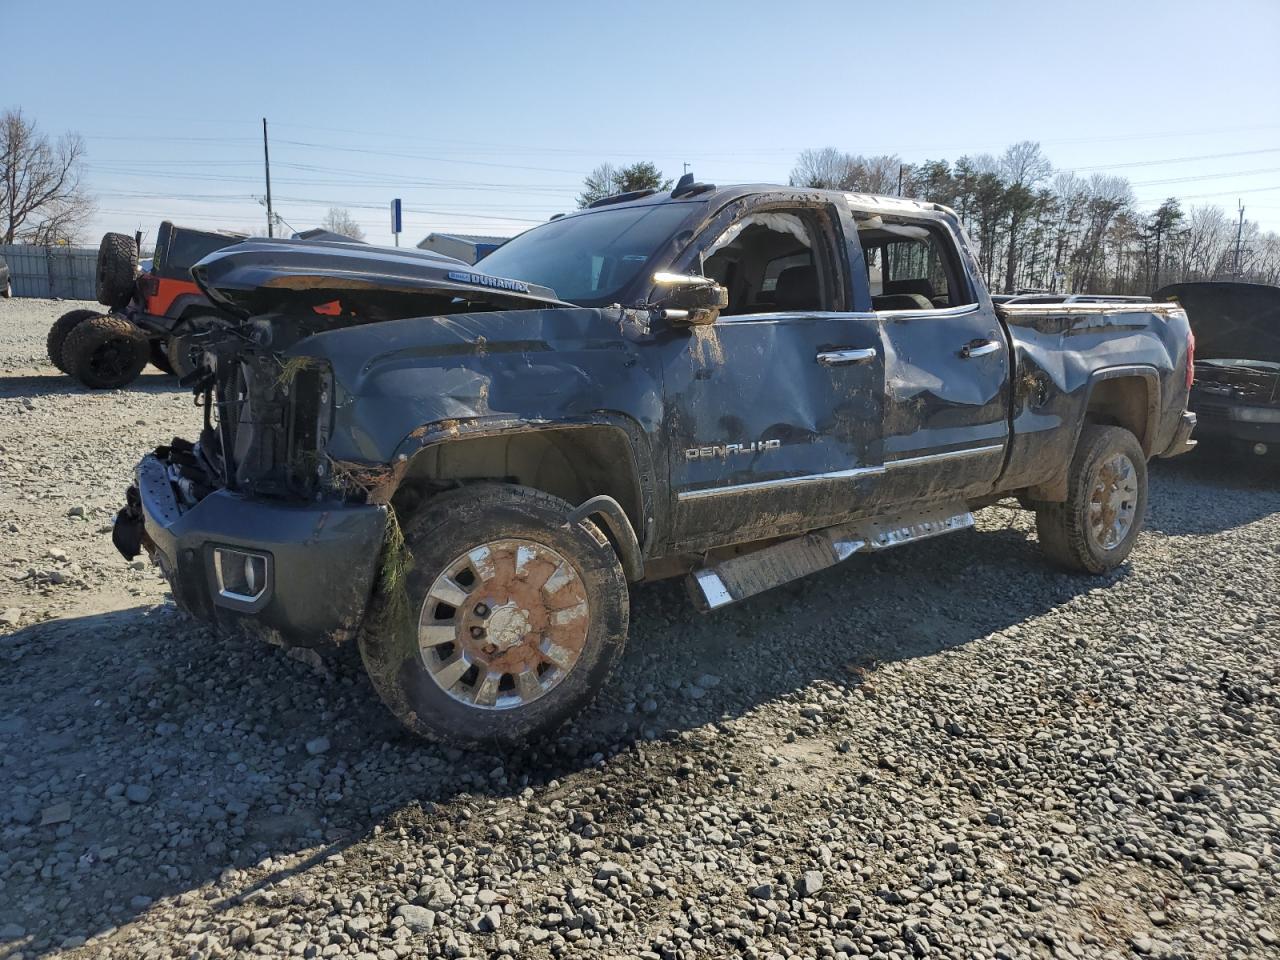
113,177 -> 1198,745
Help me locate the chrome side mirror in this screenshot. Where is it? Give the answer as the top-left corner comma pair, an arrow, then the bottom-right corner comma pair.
652,272 -> 729,325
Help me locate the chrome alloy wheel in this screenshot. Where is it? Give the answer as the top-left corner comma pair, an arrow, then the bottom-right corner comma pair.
417,539 -> 590,710
1088,452 -> 1138,550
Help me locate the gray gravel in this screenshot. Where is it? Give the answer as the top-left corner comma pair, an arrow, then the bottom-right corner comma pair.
2,296 -> 1278,960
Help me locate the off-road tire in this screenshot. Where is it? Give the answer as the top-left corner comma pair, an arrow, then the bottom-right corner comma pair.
358,483 -> 629,747
96,232 -> 137,309
61,314 -> 150,389
149,339 -> 175,374
165,319 -> 215,380
1035,425 -> 1147,574
46,309 -> 100,373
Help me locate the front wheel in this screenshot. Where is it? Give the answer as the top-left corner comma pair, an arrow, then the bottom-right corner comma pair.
358,483 -> 629,746
61,314 -> 150,389
1035,425 -> 1147,573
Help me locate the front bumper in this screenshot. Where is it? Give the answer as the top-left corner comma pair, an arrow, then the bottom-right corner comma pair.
118,453 -> 387,648
1158,411 -> 1198,458
1190,403 -> 1280,451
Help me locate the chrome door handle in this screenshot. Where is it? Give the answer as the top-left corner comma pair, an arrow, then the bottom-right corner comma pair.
816,347 -> 877,366
960,339 -> 1001,359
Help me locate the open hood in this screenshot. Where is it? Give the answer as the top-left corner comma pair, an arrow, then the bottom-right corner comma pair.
1154,281 -> 1280,364
190,237 -> 570,316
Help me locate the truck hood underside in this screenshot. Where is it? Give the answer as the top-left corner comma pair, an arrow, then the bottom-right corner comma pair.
1154,281 -> 1280,364
191,237 -> 571,317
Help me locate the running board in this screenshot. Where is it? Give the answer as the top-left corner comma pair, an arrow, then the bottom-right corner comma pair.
688,503 -> 974,611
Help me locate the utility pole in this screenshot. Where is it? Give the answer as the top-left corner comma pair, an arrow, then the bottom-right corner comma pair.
262,118 -> 275,238
682,162 -> 690,175
1233,199 -> 1245,277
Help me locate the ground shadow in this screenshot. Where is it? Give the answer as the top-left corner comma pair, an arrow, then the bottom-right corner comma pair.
0,372 -> 184,401
1146,446 -> 1279,535
0,520 -> 1118,956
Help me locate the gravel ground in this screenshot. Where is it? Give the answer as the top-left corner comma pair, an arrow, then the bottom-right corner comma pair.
1,297 -> 1278,960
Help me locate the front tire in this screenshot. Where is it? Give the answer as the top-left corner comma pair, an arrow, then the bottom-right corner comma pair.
47,309 -> 101,372
62,314 -> 150,389
1035,425 -> 1147,573
359,483 -> 629,746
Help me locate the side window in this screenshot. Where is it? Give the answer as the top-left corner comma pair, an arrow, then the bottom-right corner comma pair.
701,209 -> 835,316
856,218 -> 974,311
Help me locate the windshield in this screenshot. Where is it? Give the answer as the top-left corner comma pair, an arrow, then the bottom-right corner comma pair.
476,202 -> 697,306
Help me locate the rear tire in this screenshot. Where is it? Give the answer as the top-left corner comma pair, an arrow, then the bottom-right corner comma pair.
165,320 -> 214,380
149,340 -> 174,374
358,483 -> 629,746
62,314 -> 150,389
47,309 -> 100,373
1035,425 -> 1147,573
96,233 -> 137,309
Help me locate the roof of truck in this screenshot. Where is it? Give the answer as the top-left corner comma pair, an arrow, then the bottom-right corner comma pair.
565,183 -> 953,222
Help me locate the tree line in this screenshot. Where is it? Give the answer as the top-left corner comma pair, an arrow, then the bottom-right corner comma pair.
787,142 -> 1280,294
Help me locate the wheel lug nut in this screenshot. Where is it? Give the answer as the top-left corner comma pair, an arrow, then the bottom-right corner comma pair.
470,626 -> 486,639
474,603 -> 489,617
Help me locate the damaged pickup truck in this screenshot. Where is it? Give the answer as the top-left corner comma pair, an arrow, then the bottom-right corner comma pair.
113,181 -> 1197,745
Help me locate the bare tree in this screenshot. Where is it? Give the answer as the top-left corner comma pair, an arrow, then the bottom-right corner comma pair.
0,109 -> 91,244
320,207 -> 365,241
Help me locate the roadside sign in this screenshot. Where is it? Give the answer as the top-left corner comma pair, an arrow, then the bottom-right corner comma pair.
390,198 -> 402,246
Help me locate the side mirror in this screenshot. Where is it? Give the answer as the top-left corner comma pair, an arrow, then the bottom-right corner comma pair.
652,272 -> 728,325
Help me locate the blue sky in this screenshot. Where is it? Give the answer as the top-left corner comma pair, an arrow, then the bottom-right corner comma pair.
5,0 -> 1279,245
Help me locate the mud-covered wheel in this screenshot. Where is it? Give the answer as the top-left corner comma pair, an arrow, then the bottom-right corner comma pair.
359,483 -> 629,746
46,308 -> 101,373
164,319 -> 215,380
149,339 -> 174,374
96,232 -> 137,308
61,314 -> 150,389
1035,425 -> 1147,573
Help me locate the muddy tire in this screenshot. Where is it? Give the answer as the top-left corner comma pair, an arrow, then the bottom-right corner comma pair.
1035,425 -> 1147,574
61,314 -> 150,389
358,483 -> 629,747
96,232 -> 137,309
164,320 -> 215,380
47,309 -> 100,373
149,339 -> 174,374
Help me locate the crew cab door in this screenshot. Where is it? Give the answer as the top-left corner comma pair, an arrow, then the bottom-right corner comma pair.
657,200 -> 887,549
855,212 -> 1010,501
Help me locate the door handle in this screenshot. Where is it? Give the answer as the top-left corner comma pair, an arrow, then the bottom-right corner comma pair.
816,347 -> 877,366
959,339 -> 1001,359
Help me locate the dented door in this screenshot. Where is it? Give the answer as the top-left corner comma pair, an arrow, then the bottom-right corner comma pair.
660,311 -> 886,548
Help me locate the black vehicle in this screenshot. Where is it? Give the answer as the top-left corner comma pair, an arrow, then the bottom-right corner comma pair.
47,222 -> 244,389
1155,281 -> 1280,459
114,179 -> 1197,745
0,254 -> 11,298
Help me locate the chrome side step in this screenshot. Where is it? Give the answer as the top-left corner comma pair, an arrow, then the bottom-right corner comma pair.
688,503 -> 974,611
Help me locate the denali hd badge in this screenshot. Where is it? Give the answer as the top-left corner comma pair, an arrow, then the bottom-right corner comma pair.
685,439 -> 781,460
447,270 -> 531,294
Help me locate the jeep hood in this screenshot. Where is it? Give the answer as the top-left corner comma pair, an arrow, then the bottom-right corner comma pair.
1154,281 -> 1280,364
190,237 -> 571,316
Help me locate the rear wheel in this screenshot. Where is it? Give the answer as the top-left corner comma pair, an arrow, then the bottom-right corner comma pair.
164,321 -> 214,380
47,309 -> 100,373
96,233 -> 137,309
149,340 -> 174,374
358,483 -> 629,746
1035,425 -> 1147,573
62,314 -> 150,389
